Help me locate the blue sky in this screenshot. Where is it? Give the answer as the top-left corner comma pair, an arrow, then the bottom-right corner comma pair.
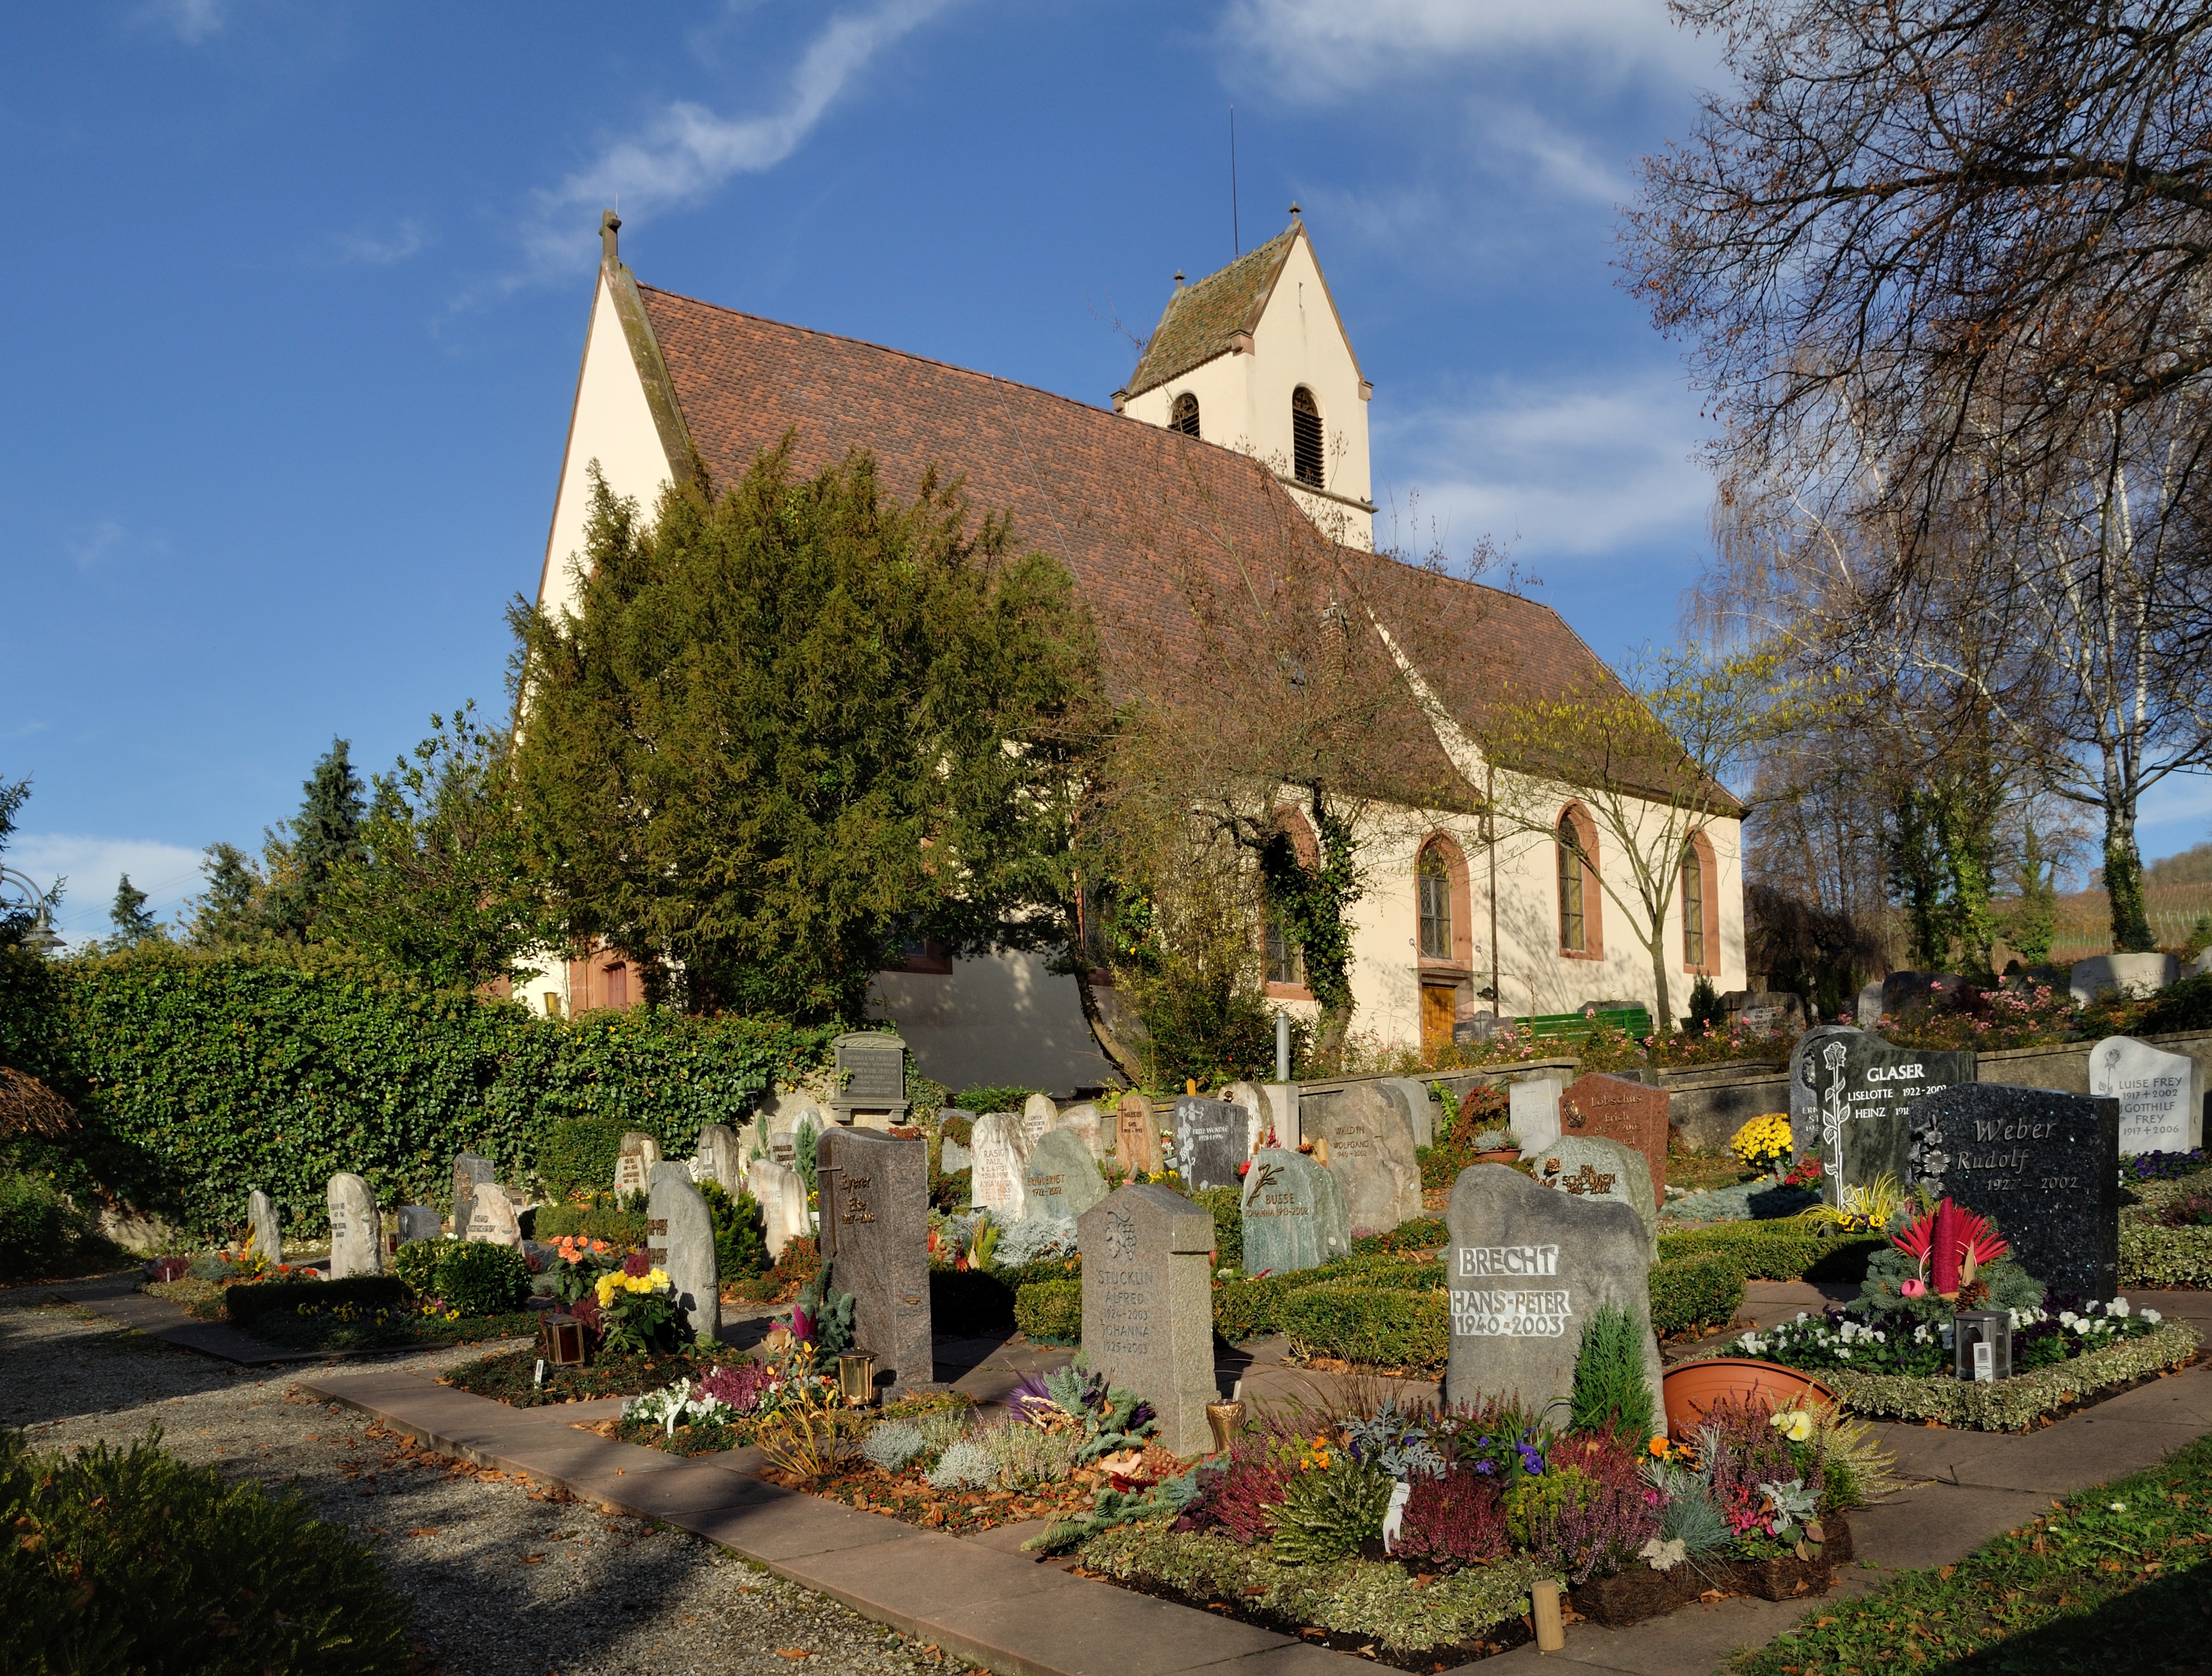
4,1 -> 2202,942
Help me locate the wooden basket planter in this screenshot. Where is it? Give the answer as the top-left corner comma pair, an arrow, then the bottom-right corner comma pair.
1661,1358 -> 1837,1435
1572,1513 -> 1854,1628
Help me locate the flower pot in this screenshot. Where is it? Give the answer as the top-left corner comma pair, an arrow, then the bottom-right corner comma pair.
1473,1150 -> 1520,1165
1662,1358 -> 1838,1436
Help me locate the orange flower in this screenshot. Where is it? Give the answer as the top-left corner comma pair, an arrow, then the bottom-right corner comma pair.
1648,1435 -> 1670,1457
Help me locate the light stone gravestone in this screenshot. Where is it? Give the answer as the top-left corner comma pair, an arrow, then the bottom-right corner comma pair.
1078,1183 -> 1217,1456
246,1189 -> 283,1263
1304,1082 -> 1422,1234
1911,1085 -> 2121,1301
1559,1073 -> 1669,1206
1720,990 -> 1808,1035
817,1127 -> 931,1394
1529,1135 -> 1657,1259
1116,1093 -> 1163,1175
829,1031 -> 909,1127
465,1183 -> 523,1248
2070,953 -> 2181,1006
937,1109 -> 975,1175
327,1173 -> 382,1279
1020,1093 -> 1057,1147
1222,1082 -> 1273,1151
2091,1036 -> 2199,1156
1054,1101 -> 1107,1161
1173,1096 -> 1248,1192
646,1162 -> 719,1343
1855,980 -> 1885,1029
1239,1147 -> 1349,1274
1443,1163 -> 1663,1424
397,1205 -> 441,1244
1380,1078 -> 1439,1151
692,1123 -> 745,1192
1023,1129 -> 1110,1224
969,1112 -> 1032,1219
613,1132 -> 662,1196
750,1158 -> 811,1260
1509,1078 -> 1564,1156
1262,1082 -> 1299,1150
452,1153 -> 495,1241
1790,1028 -> 1974,1207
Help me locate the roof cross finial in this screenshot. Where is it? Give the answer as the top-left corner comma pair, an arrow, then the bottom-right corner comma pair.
1289,202 -> 1302,220
600,210 -> 621,265
1174,270 -> 1185,289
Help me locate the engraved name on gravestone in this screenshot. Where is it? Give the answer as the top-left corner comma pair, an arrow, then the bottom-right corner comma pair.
1531,1135 -> 1657,1259
1239,1147 -> 1349,1274
1509,1078 -> 1564,1156
1444,1163 -> 1662,1421
1911,1085 -> 2121,1302
1020,1094 -> 1058,1148
817,1127 -> 932,1393
969,1112 -> 1031,1218
1559,1073 -> 1669,1206
1790,1028 -> 1974,1205
246,1189 -> 282,1263
829,1031 -> 909,1127
1078,1183 -> 1216,1456
2091,1036 -> 2199,1156
1304,1082 -> 1422,1234
327,1173 -> 382,1279
452,1154 -> 495,1241
465,1183 -> 523,1247
1023,1129 -> 1110,1224
1173,1096 -> 1248,1192
613,1133 -> 662,1195
692,1123 -> 745,1193
1055,1102 -> 1107,1162
1116,1093 -> 1162,1175
397,1205 -> 441,1244
647,1162 -> 719,1342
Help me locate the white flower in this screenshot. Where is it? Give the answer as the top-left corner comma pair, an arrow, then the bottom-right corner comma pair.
1837,1348 -> 1852,1358
2144,1308 -> 2163,1324
2059,1311 -> 2078,1327
2112,1298 -> 2132,1318
2111,1503 -> 2127,1512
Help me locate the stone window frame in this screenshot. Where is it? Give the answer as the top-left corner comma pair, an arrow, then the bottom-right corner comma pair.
1290,386 -> 1325,487
1170,391 -> 1200,437
1556,802 -> 1604,960
1415,832 -> 1473,972
1680,829 -> 1720,976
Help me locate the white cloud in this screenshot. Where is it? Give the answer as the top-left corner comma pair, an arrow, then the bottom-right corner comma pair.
135,0 -> 227,44
7,833 -> 211,946
328,219 -> 426,267
65,519 -> 166,575
1375,372 -> 1714,562
511,0 -> 954,282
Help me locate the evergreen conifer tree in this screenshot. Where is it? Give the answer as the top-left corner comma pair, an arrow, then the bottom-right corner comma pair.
185,841 -> 266,948
265,739 -> 365,942
109,873 -> 159,945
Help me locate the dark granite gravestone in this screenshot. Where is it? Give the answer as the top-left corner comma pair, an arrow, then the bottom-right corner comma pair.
1173,1096 -> 1248,1192
397,1205 -> 441,1244
646,1162 -> 720,1343
1116,1093 -> 1163,1175
829,1031 -> 909,1127
1079,1183 -> 1216,1455
817,1127 -> 932,1394
1239,1147 -> 1349,1274
327,1173 -> 382,1279
1305,1082 -> 1423,1234
1443,1163 -> 1662,1423
1023,1129 -> 1110,1224
1909,1085 -> 2121,1302
452,1153 -> 496,1241
1789,1028 -> 1974,1206
1560,1073 -> 1669,1206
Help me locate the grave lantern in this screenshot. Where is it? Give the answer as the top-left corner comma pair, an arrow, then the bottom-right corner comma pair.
836,1351 -> 877,1408
1953,1310 -> 2012,1383
540,1312 -> 588,1368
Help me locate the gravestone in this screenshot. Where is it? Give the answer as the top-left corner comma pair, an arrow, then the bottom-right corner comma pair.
829,1031 -> 909,1127
452,1154 -> 496,1241
1023,1129 -> 1110,1223
1221,1082 -> 1274,1152
1239,1147 -> 1350,1274
750,1093 -> 825,1166
1559,1073 -> 1669,1207
1262,1082 -> 1299,1150
1020,1093 -> 1059,1147
1881,971 -> 1967,1019
1078,1183 -> 1217,1456
397,1205 -> 441,1244
327,1173 -> 382,1279
2070,953 -> 2180,1006
1054,1101 -> 1107,1162
246,1190 -> 282,1263
1855,981 -> 1885,1029
817,1127 -> 931,1394
465,1183 -> 523,1247
646,1162 -> 719,1343
969,1112 -> 1032,1218
1718,990 -> 1807,1035
750,1159 -> 810,1260
613,1133 -> 662,1196
938,1112 -> 974,1175
1443,1163 -> 1663,1424
1509,1078 -> 1564,1155
2091,1036 -> 2199,1155
1789,1028 -> 1975,1207
1910,1085 -> 2121,1301
692,1123 -> 746,1192
1304,1082 -> 1422,1234
1529,1136 -> 1657,1259
1381,1079 -> 1439,1151
1173,1097 -> 1248,1192
1116,1093 -> 1163,1175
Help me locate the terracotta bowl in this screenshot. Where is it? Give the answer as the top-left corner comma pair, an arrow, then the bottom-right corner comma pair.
1662,1358 -> 1838,1436
1472,1150 -> 1520,1165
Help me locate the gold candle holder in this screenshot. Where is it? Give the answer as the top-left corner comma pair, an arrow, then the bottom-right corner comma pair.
837,1351 -> 878,1408
1204,1400 -> 1246,1453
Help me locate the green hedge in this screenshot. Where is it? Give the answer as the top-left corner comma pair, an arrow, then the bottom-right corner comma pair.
224,1274 -> 409,1327
1277,1283 -> 1450,1372
1194,1185 -> 1243,1270
1655,1222 -> 1885,1284
2120,1177 -> 2212,1288
1350,1217 -> 1448,1256
533,1205 -> 649,1247
931,1256 -> 1083,1335
538,1117 -> 632,1197
0,945 -> 837,1240
0,1172 -> 84,1279
1014,1276 -> 1082,1343
1648,1252 -> 1747,1337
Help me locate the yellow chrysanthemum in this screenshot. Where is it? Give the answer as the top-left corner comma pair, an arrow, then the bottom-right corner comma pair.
1730,1113 -> 1794,1171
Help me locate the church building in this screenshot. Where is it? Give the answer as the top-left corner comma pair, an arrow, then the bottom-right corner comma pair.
519,213 -> 1747,1091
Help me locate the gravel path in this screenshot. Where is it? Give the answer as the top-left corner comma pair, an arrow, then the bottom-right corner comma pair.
1,1287 -> 982,1676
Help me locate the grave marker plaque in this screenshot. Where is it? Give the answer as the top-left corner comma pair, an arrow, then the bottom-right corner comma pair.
647,1162 -> 719,1342
1303,1082 -> 1422,1234
246,1189 -> 282,1263
327,1173 -> 382,1278
1509,1078 -> 1564,1156
1530,1135 -> 1657,1258
817,1127 -> 931,1394
1023,1129 -> 1110,1224
1560,1073 -> 1669,1206
1443,1163 -> 1661,1422
1020,1094 -> 1058,1148
452,1154 -> 495,1242
1115,1093 -> 1162,1175
2091,1035 -> 2199,1155
465,1183 -> 523,1247
1078,1183 -> 1216,1455
613,1133 -> 662,1196
396,1205 -> 441,1244
1173,1097 -> 1248,1192
969,1112 -> 1031,1218
1789,1028 -> 1974,1206
1239,1148 -> 1349,1274
1911,1086 -> 2121,1301
829,1031 -> 909,1127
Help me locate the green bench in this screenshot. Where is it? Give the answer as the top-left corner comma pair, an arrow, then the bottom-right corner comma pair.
1517,1006 -> 1654,1042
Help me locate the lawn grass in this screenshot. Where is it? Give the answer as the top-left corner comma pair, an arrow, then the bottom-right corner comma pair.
1734,1430 -> 2212,1674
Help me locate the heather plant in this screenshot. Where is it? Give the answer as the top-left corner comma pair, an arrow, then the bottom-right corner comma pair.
1392,1467 -> 1511,1567
1520,1434 -> 1662,1583
1699,1396 -> 1822,1545
863,1418 -> 926,1472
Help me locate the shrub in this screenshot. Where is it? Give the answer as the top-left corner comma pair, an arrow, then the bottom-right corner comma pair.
863,1419 -> 926,1471
538,1117 -> 633,1196
1277,1284 -> 1449,1372
1015,1277 -> 1081,1343
2122,1177 -> 2212,1288
953,1085 -> 1039,1116
699,1178 -> 769,1279
0,1427 -> 411,1675
0,1171 -> 80,1277
225,1274 -> 405,1327
1349,1216 -> 1449,1256
534,1204 -> 648,1248
390,1235 -> 455,1295
1270,1456 -> 1395,1564
1570,1303 -> 1655,1439
1655,1222 -> 1884,1284
1212,1270 -> 1312,1342
1393,1466 -> 1511,1567
2137,972 -> 2212,1034
1194,1184 -> 1244,1269
1647,1252 -> 1746,1337
435,1241 -> 531,1316
930,1255 -> 1081,1334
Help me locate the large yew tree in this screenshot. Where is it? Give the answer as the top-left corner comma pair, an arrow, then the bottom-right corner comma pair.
509,445 -> 1105,1021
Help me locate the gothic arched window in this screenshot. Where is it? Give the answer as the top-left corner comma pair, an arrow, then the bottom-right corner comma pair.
1170,392 -> 1200,437
1291,386 -> 1324,486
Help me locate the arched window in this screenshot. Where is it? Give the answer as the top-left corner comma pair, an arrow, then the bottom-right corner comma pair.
1556,806 -> 1601,957
1291,386 -> 1324,487
1265,911 -> 1304,987
1417,846 -> 1452,959
1681,831 -> 1718,973
1170,392 -> 1200,437
1265,806 -> 1319,995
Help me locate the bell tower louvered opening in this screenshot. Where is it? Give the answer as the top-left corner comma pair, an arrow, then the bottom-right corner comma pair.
1170,392 -> 1200,437
1291,386 -> 1323,487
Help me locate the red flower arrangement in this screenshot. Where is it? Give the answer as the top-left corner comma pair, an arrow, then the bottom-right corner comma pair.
1892,1198 -> 2008,1297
